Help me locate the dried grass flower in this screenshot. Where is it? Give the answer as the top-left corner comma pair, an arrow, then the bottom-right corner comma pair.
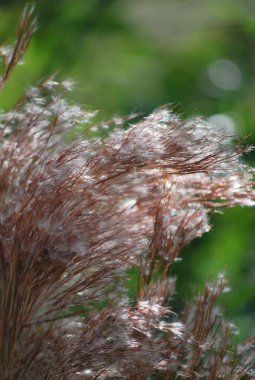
0,6 -> 255,380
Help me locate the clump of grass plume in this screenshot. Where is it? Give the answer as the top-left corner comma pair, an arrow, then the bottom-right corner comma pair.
0,6 -> 255,380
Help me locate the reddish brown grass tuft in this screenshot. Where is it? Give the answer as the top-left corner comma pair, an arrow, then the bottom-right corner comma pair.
0,6 -> 255,379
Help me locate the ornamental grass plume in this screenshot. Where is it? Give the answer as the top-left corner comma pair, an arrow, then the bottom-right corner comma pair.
0,6 -> 255,380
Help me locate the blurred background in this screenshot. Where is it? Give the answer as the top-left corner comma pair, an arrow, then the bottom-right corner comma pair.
0,0 -> 255,339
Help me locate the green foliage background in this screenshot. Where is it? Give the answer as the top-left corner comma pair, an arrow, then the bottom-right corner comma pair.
1,0 -> 255,339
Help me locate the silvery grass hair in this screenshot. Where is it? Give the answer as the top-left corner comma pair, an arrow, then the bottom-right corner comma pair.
0,5 -> 255,380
